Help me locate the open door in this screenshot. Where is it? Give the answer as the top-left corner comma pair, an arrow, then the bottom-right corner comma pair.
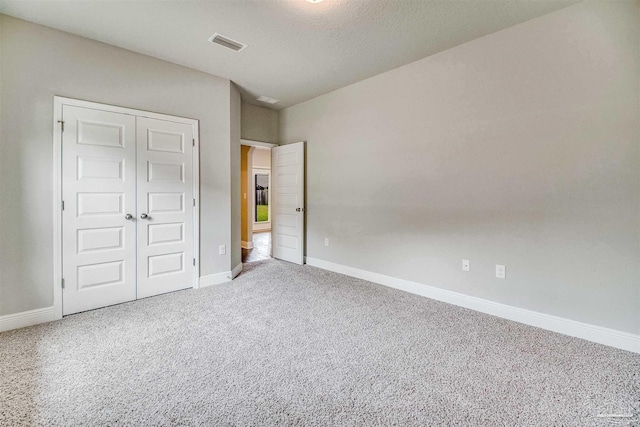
271,142 -> 305,264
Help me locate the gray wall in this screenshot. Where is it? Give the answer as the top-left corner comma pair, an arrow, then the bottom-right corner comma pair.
280,1 -> 640,334
241,103 -> 279,144
0,15 -> 235,316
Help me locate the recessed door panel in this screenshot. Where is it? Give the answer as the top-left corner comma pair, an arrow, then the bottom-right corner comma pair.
148,192 -> 184,213
148,161 -> 184,183
277,172 -> 298,187
77,227 -> 124,253
277,194 -> 298,207
77,193 -> 124,217
148,130 -> 184,153
276,152 -> 297,166
277,235 -> 298,250
277,213 -> 298,230
77,156 -> 124,180
77,121 -> 125,148
148,223 -> 184,246
148,252 -> 184,277
77,260 -> 124,290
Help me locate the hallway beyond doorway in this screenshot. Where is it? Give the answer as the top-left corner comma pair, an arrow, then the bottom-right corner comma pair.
242,232 -> 271,263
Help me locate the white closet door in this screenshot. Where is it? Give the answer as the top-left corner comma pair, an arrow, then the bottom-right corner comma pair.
136,117 -> 195,298
62,106 -> 137,315
271,142 -> 305,265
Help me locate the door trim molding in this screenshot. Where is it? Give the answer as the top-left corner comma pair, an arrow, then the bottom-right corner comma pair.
241,139 -> 277,149
53,96 -> 201,319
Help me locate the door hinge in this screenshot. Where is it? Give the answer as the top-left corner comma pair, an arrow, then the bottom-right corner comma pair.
61,278 -> 65,289
193,258 -> 196,266
58,120 -> 64,132
192,139 -> 195,147
193,198 -> 196,207
61,201 -> 65,211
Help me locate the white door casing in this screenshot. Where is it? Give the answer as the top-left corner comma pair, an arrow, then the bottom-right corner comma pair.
61,106 -> 137,315
136,117 -> 194,299
56,97 -> 199,317
271,142 -> 305,265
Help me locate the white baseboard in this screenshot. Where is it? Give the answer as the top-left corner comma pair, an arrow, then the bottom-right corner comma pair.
231,263 -> 243,279
306,257 -> 640,354
199,271 -> 233,288
0,306 -> 56,333
253,223 -> 271,232
241,241 -> 254,249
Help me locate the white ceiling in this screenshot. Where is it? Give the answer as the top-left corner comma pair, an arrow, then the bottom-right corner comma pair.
0,0 -> 578,109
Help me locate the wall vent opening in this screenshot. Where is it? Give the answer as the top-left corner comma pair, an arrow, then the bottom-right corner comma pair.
208,33 -> 247,52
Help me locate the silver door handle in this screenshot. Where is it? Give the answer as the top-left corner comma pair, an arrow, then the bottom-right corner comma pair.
124,214 -> 133,220
140,213 -> 150,219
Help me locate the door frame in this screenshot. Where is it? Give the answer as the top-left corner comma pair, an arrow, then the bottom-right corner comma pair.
52,96 -> 200,319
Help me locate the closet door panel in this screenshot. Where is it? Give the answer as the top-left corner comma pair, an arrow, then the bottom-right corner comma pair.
62,106 -> 137,315
136,117 -> 195,299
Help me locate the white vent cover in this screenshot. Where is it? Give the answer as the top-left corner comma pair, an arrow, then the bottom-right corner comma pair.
257,96 -> 279,104
208,33 -> 247,52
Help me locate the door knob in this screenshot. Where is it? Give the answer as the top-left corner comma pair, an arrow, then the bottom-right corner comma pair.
140,213 -> 149,219
296,208 -> 301,212
124,214 -> 133,220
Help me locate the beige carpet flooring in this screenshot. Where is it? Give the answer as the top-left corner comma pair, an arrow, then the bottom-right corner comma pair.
1,259 -> 638,426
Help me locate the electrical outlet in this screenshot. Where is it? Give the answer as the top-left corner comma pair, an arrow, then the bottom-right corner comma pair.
462,259 -> 470,272
219,244 -> 226,255
324,238 -> 329,247
496,264 -> 506,279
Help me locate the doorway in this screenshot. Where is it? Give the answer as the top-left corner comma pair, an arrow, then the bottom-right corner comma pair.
241,140 -> 275,263
239,139 -> 306,265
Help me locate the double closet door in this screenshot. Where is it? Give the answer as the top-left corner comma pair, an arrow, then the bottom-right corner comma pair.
61,104 -> 196,315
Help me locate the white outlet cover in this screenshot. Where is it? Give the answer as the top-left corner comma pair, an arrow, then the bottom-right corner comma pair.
462,259 -> 470,271
219,244 -> 226,255
496,264 -> 506,279
324,238 -> 329,246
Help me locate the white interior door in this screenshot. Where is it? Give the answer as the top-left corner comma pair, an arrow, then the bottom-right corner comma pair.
62,106 -> 137,315
271,142 -> 305,264
136,117 -> 195,299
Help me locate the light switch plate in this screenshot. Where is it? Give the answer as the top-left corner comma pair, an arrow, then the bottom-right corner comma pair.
496,264 -> 506,279
219,244 -> 226,255
462,259 -> 470,272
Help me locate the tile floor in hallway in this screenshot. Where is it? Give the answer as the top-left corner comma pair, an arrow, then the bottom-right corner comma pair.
242,231 -> 271,263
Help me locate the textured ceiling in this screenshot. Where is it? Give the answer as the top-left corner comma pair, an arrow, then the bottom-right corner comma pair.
0,0 -> 578,109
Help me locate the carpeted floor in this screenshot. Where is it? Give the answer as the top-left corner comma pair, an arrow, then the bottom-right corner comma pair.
1,259 -> 638,426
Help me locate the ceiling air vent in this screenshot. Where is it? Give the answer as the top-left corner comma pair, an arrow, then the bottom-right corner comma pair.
208,33 -> 247,52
